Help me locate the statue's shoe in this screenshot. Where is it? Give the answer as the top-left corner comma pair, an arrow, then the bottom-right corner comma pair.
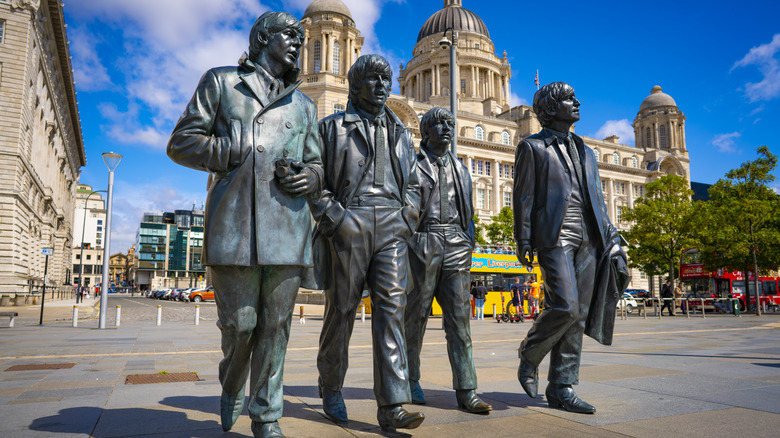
545,384 -> 596,414
456,389 -> 492,414
251,421 -> 285,438
220,384 -> 245,431
320,386 -> 348,424
410,380 -> 426,405
517,359 -> 538,398
377,405 -> 425,432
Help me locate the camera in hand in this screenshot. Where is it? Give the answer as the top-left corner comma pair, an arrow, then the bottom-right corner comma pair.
274,158 -> 295,179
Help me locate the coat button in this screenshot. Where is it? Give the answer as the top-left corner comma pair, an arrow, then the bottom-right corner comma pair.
358,159 -> 365,166
257,145 -> 264,152
283,150 -> 289,157
285,121 -> 292,128
564,196 -> 569,201
257,117 -> 264,124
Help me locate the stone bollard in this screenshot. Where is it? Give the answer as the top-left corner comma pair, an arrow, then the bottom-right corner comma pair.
116,306 -> 121,327
73,305 -> 78,328
156,305 -> 162,326
361,305 -> 366,322
194,305 -> 200,325
492,304 -> 497,319
299,305 -> 305,324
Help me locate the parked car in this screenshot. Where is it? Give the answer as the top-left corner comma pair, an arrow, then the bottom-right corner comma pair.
617,292 -> 638,314
189,286 -> 215,303
178,288 -> 195,301
625,289 -> 651,299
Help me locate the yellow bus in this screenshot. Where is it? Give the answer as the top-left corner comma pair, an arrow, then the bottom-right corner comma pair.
430,252 -> 543,317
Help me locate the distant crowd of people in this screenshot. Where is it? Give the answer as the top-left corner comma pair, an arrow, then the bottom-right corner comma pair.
473,245 -> 516,255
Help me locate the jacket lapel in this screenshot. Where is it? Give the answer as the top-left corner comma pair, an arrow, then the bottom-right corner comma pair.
239,69 -> 270,108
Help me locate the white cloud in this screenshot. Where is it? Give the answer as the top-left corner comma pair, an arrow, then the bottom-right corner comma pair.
69,27 -> 113,91
108,179 -> 208,254
712,132 -> 741,153
732,34 -> 780,102
510,92 -> 529,107
593,119 -> 635,146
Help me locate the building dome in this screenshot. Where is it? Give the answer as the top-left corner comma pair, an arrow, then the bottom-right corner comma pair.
417,0 -> 490,42
303,0 -> 352,19
639,85 -> 677,111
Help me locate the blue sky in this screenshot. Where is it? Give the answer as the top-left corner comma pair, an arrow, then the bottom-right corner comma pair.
63,0 -> 780,254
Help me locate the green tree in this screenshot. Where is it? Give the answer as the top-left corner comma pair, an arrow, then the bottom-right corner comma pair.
473,214 -> 487,245
696,146 -> 780,315
485,207 -> 514,245
622,174 -> 698,292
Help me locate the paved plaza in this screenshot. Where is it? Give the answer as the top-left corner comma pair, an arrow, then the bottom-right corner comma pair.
1,295 -> 780,437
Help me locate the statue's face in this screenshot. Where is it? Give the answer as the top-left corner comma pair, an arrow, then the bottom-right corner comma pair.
553,92 -> 580,124
266,26 -> 302,72
353,69 -> 391,113
424,119 -> 453,157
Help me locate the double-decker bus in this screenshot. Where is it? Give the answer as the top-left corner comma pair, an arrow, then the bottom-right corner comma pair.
430,249 -> 543,316
679,247 -> 780,312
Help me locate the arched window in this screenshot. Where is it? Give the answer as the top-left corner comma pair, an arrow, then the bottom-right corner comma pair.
593,148 -> 601,162
631,155 -> 639,168
646,127 -> 651,148
659,125 -> 667,148
333,42 -> 340,75
501,130 -> 511,145
475,125 -> 485,141
613,152 -> 620,165
313,40 -> 321,73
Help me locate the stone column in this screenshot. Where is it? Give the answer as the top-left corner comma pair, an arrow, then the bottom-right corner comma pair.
325,33 -> 332,73
471,65 -> 477,97
302,33 -> 309,74
680,122 -> 686,149
434,64 -> 440,96
654,123 -> 660,149
669,120 -> 676,148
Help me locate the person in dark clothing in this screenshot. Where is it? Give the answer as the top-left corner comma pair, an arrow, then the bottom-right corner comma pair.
510,278 -> 525,321
660,280 -> 675,316
472,281 -> 487,320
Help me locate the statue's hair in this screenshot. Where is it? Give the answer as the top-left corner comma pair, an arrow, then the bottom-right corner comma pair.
248,12 -> 304,60
533,82 -> 574,128
347,54 -> 392,101
419,107 -> 454,149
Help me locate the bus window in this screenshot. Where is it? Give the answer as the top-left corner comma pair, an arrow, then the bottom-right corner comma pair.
762,280 -> 778,296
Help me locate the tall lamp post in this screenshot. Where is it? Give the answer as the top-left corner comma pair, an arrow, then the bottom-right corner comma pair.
99,152 -> 122,329
77,190 -> 106,303
439,27 -> 458,154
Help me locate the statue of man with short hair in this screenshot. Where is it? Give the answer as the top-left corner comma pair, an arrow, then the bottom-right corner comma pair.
404,107 -> 492,414
513,82 -> 628,414
311,54 -> 424,433
167,11 -> 322,438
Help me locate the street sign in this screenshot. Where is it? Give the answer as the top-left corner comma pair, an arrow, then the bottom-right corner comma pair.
42,248 -> 54,255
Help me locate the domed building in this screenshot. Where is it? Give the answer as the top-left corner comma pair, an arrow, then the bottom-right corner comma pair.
297,0 -> 692,291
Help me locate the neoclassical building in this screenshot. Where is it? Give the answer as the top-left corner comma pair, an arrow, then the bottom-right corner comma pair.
0,0 -> 84,294
298,0 -> 690,290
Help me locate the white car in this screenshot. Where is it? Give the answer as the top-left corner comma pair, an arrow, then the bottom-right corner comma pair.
617,292 -> 638,314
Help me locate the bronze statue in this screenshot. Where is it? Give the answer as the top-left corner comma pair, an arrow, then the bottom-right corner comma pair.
513,82 -> 628,414
404,107 -> 492,414
310,54 -> 424,432
167,12 -> 322,438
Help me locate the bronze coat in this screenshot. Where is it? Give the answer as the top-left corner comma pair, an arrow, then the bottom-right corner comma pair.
168,62 -> 322,268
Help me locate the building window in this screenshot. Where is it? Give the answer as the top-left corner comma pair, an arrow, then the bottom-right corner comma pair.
76,254 -> 81,260
632,155 -> 639,168
461,79 -> 466,94
333,42 -> 340,75
476,160 -> 484,175
601,179 -> 606,193
97,226 -> 102,231
614,182 -> 626,195
475,125 -> 484,141
334,104 -> 344,114
475,43 -> 479,49
593,148 -> 600,161
476,188 -> 485,209
313,40 -> 321,73
616,206 -> 623,223
634,185 -> 644,198
501,130 -> 511,145
485,161 -> 491,176
613,152 -> 620,165
659,125 -> 667,148
640,271 -> 647,280
86,255 -> 91,260
97,219 -> 103,225
646,127 -> 651,147
0,20 -> 4,44
503,192 -> 511,207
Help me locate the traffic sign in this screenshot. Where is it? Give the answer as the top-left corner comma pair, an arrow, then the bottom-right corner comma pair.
42,248 -> 54,256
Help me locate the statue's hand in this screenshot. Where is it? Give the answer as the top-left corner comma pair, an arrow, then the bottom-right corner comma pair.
516,242 -> 534,267
279,161 -> 317,197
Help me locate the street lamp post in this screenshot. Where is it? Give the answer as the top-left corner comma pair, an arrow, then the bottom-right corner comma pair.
439,28 -> 458,155
77,190 -> 106,304
99,152 -> 122,329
